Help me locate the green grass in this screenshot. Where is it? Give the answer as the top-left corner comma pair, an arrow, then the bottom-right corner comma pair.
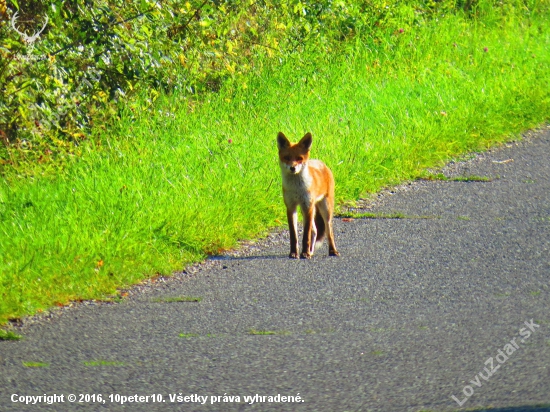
451,176 -> 493,182
420,173 -> 493,182
248,329 -> 291,336
338,211 -> 437,219
22,361 -> 49,368
1,7 -> 550,324
0,329 -> 22,340
178,332 -> 200,339
83,360 -> 125,367
339,212 -> 407,219
370,350 -> 385,356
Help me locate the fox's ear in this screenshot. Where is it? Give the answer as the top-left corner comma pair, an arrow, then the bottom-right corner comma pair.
299,132 -> 312,150
277,132 -> 291,149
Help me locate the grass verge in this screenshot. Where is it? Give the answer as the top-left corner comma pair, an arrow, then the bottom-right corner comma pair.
1,7 -> 549,325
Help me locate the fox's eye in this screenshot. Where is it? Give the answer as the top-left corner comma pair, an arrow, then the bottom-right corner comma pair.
284,155 -> 291,161
296,157 -> 303,162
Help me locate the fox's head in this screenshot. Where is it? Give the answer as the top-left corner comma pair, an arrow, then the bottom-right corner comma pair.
277,132 -> 312,175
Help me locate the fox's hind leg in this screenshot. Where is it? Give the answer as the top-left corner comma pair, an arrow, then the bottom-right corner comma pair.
317,198 -> 339,257
326,220 -> 339,256
309,215 -> 317,255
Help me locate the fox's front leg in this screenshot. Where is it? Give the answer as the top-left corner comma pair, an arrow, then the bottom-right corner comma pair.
301,206 -> 315,259
287,207 -> 299,259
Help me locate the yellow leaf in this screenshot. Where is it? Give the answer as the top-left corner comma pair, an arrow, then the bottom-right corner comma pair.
18,106 -> 28,120
225,63 -> 235,74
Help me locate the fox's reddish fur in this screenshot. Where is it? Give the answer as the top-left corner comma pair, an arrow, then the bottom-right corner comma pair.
277,132 -> 339,259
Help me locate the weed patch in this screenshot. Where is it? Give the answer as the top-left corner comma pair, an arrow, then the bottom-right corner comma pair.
22,361 -> 49,368
0,330 -> 22,341
420,173 -> 493,182
178,332 -> 200,339
248,329 -> 290,336
339,212 -> 437,220
83,360 -> 125,367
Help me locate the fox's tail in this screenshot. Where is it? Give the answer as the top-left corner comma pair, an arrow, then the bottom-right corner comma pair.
314,208 -> 326,245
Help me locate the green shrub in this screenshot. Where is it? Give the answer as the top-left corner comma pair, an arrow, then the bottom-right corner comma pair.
3,0 -> 542,164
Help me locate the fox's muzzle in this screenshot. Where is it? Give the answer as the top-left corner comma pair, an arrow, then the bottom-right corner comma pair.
281,161 -> 303,174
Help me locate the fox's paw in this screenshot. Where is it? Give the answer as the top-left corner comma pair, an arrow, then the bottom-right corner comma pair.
289,252 -> 300,259
329,250 -> 340,257
300,252 -> 312,259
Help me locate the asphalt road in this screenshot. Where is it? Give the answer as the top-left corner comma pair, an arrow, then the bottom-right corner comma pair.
1,129 -> 549,412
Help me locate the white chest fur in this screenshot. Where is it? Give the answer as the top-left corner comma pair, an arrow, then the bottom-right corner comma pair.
280,162 -> 315,208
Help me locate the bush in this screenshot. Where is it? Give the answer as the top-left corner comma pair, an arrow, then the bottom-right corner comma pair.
0,0 -> 545,163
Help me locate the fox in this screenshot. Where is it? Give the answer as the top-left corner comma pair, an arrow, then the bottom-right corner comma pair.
277,131 -> 339,259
